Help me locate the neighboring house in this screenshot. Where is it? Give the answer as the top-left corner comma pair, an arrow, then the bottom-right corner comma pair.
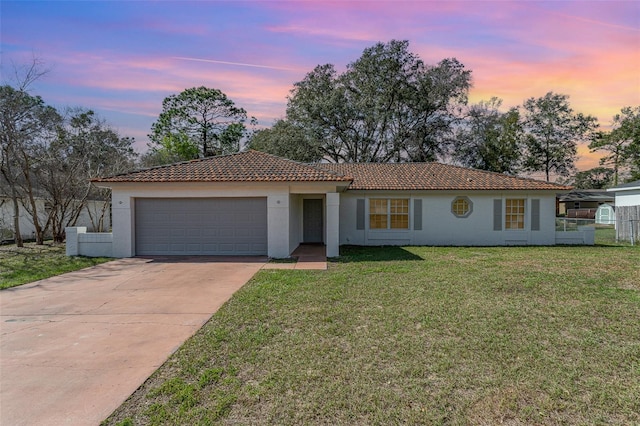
607,180 -> 640,242
92,150 -> 576,258
0,197 -> 111,242
557,190 -> 614,217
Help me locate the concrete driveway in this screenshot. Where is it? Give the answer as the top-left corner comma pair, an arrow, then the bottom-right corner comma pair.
0,256 -> 266,426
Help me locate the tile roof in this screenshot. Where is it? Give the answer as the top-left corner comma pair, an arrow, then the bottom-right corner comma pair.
94,149 -> 571,191
557,190 -> 614,202
316,162 -> 572,191
93,150 -> 351,183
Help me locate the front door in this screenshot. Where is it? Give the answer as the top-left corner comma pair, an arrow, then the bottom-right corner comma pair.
303,199 -> 323,243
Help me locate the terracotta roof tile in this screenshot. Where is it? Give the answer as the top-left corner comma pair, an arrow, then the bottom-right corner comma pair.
94,150 -> 571,191
316,162 -> 572,191
93,150 -> 351,183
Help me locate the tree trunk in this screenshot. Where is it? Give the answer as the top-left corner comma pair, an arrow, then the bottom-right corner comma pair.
9,186 -> 23,247
24,190 -> 44,244
22,155 -> 44,244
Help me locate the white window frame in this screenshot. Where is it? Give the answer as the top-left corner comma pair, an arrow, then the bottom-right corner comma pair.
505,198 -> 526,230
368,198 -> 410,230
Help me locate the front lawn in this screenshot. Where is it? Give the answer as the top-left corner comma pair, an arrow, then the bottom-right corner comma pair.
105,246 -> 640,425
0,242 -> 111,289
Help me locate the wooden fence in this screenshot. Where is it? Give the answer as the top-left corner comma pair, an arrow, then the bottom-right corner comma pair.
567,208 -> 597,219
615,206 -> 640,243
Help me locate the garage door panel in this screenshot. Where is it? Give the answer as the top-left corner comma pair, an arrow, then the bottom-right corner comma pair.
144,243 -> 169,252
219,228 -> 234,238
234,243 -> 249,252
235,229 -> 251,238
136,198 -> 267,255
153,212 -> 169,220
235,212 -> 252,221
170,229 -> 186,238
202,243 -> 218,251
218,213 -> 234,223
202,229 -> 218,238
186,229 -> 201,238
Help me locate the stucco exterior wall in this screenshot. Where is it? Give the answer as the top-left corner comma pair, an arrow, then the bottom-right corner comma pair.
338,191 -> 558,246
96,181 -> 570,259
325,193 -> 340,257
289,194 -> 302,255
66,227 -> 114,257
268,192 -> 290,258
614,190 -> 640,207
106,181 -> 341,258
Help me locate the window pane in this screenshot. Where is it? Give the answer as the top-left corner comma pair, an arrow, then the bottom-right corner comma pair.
390,199 -> 409,229
370,214 -> 387,229
369,198 -> 409,229
505,199 -> 525,229
369,199 -> 388,229
390,199 -> 408,214
452,199 -> 469,216
369,199 -> 387,215
369,199 -> 409,229
390,214 -> 409,229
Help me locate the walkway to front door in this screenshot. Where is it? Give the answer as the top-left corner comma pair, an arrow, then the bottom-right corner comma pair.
262,244 -> 327,270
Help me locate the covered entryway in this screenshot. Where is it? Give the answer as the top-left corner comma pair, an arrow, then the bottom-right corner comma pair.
135,198 -> 267,255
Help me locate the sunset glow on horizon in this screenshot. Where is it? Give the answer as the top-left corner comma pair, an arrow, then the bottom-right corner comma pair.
2,1 -> 639,172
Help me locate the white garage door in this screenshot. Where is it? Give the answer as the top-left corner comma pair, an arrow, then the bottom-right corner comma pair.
135,198 -> 267,255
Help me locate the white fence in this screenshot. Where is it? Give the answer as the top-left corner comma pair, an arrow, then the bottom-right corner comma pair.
66,227 -> 113,257
554,218 -> 595,245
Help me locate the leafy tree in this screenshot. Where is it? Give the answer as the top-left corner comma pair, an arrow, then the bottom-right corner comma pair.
148,87 -> 253,163
286,40 -> 471,163
455,97 -> 524,174
572,167 -> 615,189
141,133 -> 199,167
520,92 -> 598,182
248,119 -> 323,162
590,106 -> 640,185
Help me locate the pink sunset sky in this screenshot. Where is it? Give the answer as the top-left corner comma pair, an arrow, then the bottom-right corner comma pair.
2,1 -> 639,172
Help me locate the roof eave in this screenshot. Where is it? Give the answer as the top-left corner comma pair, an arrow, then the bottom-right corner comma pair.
608,186 -> 640,193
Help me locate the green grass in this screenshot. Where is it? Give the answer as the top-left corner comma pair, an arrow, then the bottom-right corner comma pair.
104,245 -> 640,425
594,225 -> 628,246
0,242 -> 111,289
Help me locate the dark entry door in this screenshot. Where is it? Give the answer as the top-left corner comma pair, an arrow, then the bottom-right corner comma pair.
303,199 -> 323,243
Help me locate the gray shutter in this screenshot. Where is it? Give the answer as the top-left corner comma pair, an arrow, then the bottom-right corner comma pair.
531,199 -> 540,231
356,199 -> 365,230
414,199 -> 422,230
493,199 -> 502,231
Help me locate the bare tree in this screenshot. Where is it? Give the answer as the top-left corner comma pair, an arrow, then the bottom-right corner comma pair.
37,109 -> 136,241
0,59 -> 52,245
